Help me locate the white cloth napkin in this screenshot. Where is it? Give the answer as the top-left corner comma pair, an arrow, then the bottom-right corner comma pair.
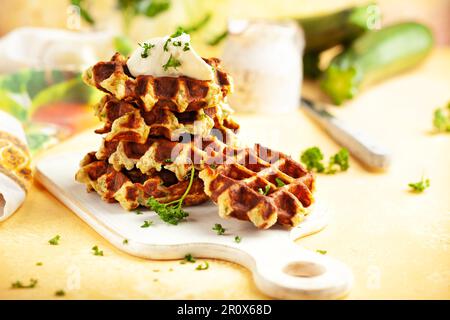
0,110 -> 32,221
0,27 -> 114,73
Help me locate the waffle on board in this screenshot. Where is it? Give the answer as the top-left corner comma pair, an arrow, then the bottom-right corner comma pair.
94,95 -> 239,142
200,144 -> 315,229
76,152 -> 208,210
76,42 -> 315,228
83,53 -> 233,113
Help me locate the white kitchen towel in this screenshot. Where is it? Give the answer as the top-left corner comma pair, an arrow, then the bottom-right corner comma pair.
0,110 -> 32,221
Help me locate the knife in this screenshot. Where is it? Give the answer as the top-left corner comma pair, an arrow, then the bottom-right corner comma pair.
301,97 -> 391,170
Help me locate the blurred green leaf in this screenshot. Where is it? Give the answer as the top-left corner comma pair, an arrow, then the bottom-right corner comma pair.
181,12 -> 211,33
207,30 -> 228,46
71,0 -> 95,25
113,35 -> 134,56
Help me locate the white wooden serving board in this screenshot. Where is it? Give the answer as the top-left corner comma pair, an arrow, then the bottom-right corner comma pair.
35,151 -> 352,299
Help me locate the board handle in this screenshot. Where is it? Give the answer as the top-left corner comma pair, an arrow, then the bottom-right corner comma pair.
250,243 -> 352,299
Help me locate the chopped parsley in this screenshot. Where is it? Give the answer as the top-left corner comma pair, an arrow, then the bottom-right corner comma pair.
146,166 -> 194,225
36,262 -> 43,266
135,209 -> 143,215
162,54 -> 182,71
433,102 -> 450,133
123,239 -> 129,245
234,236 -> 242,243
258,185 -> 270,195
408,176 -> 430,193
196,261 -> 209,271
183,42 -> 190,51
11,278 -> 38,289
275,178 -> 286,187
141,220 -> 153,228
212,223 -> 226,235
300,147 -> 350,174
91,245 -> 104,256
163,38 -> 171,52
138,42 -> 155,58
48,235 -> 61,245
170,26 -> 186,38
183,254 -> 196,263
55,290 -> 66,297
164,158 -> 173,163
326,148 -> 350,174
301,147 -> 325,173
316,249 -> 327,255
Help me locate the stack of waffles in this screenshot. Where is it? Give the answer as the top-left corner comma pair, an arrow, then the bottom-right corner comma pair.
76,53 -> 315,229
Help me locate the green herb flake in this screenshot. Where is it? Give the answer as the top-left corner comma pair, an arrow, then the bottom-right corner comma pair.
11,278 -> 38,289
163,38 -> 171,52
141,220 -> 153,228
212,223 -> 226,235
183,42 -> 190,51
170,26 -> 186,38
300,147 -> 350,174
275,178 -> 285,187
146,166 -> 194,225
433,102 -> 450,133
316,249 -> 327,255
91,245 -> 104,256
36,262 -> 43,266
162,54 -> 182,71
55,290 -> 66,297
123,239 -> 129,245
196,261 -> 209,271
234,236 -> 242,243
139,42 -> 155,58
48,235 -> 61,245
184,254 -> 196,263
135,209 -> 143,215
408,177 -> 430,193
300,147 -> 325,173
258,185 -> 270,195
326,148 -> 350,174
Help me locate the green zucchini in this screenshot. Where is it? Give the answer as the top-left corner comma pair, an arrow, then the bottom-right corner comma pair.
298,3 -> 379,53
321,22 -> 434,105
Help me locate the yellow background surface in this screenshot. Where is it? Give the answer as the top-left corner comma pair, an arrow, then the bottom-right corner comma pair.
0,48 -> 449,299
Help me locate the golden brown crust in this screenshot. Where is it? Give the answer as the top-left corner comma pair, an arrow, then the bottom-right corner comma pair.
75,152 -> 208,210
83,53 -> 233,113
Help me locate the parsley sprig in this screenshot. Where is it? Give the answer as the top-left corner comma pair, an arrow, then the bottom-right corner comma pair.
408,176 -> 430,193
433,102 -> 450,133
146,166 -> 195,225
300,147 -> 349,174
162,54 -> 182,71
141,220 -> 153,228
139,42 -> 155,58
212,223 -> 226,235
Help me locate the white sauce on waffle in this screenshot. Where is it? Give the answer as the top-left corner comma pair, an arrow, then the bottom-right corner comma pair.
127,33 -> 214,81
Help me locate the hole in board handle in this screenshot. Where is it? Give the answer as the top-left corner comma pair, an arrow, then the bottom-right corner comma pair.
283,261 -> 325,277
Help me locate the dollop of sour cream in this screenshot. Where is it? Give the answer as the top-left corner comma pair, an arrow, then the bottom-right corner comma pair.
127,33 -> 214,81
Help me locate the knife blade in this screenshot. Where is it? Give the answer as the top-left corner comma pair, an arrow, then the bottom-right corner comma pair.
301,97 -> 391,170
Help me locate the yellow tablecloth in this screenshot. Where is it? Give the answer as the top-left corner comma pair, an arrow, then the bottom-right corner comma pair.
1,49 -> 449,300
